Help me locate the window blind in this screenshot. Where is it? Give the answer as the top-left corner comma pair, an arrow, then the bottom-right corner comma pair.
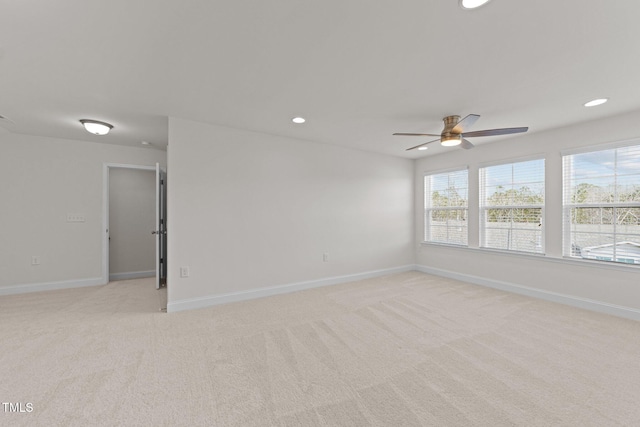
479,158 -> 545,253
424,169 -> 468,245
563,144 -> 640,265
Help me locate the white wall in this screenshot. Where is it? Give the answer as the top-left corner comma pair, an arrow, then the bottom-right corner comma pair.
109,168 -> 156,280
415,110 -> 640,312
0,133 -> 166,294
167,118 -> 415,310
5,112 -> 638,316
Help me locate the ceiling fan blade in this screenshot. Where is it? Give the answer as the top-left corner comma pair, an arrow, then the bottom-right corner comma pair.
461,127 -> 528,138
460,139 -> 474,150
406,138 -> 440,151
452,114 -> 480,133
393,133 -> 441,137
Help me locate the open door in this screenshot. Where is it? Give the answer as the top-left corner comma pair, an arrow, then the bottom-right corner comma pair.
153,163 -> 167,290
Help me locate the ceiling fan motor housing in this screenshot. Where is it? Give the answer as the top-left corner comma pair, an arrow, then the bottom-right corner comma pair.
441,115 -> 462,144
442,115 -> 461,132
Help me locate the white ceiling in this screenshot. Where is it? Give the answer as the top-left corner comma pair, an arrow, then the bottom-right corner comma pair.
2,1 -> 640,158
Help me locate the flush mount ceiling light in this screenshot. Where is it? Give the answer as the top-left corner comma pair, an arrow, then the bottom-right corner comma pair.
460,0 -> 489,9
418,146 -> 428,151
584,98 -> 608,107
292,117 -> 306,124
460,0 -> 491,9
80,119 -> 113,135
0,114 -> 14,123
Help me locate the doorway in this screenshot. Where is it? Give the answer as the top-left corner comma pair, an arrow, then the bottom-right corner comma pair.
102,163 -> 167,308
108,168 -> 155,281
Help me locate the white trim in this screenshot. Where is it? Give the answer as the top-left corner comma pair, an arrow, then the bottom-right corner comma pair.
166,265 -> 416,313
420,241 -> 639,271
0,277 -> 103,296
560,137 -> 640,156
6,264 -> 637,322
561,144 -> 640,259
102,163 -> 158,286
423,168 -> 469,246
104,162 -> 156,171
563,202 -> 640,208
478,153 -> 546,169
422,165 -> 469,177
479,157 -> 546,253
480,203 -> 544,210
420,241 -> 470,249
109,270 -> 155,281
415,264 -> 640,321
102,164 -> 108,285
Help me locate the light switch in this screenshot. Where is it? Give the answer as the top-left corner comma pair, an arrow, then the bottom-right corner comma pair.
67,213 -> 85,222
180,266 -> 190,278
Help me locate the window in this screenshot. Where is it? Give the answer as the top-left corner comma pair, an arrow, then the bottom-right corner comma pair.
424,169 -> 468,245
563,144 -> 640,265
480,158 -> 545,253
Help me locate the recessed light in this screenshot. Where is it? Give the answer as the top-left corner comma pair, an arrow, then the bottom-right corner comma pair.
418,146 -> 428,151
80,119 -> 113,135
292,117 -> 306,124
584,98 -> 608,107
460,0 -> 491,9
141,141 -> 150,145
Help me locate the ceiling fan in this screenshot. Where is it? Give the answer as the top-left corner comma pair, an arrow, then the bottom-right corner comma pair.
394,114 -> 528,151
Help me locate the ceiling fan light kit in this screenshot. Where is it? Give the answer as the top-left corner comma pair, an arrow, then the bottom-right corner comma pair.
393,114 -> 528,151
441,135 -> 462,147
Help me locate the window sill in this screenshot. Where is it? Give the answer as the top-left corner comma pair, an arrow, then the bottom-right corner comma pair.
420,242 -> 639,272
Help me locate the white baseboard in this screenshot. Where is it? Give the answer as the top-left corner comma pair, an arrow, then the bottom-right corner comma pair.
0,277 -> 104,296
5,264 -> 637,322
415,265 -> 640,321
166,265 -> 416,313
109,270 -> 155,281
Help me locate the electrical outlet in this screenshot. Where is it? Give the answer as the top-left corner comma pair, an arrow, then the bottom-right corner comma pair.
323,252 -> 329,262
31,256 -> 41,266
180,266 -> 190,278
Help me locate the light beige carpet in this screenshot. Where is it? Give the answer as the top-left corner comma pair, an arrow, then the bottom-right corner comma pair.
1,272 -> 639,426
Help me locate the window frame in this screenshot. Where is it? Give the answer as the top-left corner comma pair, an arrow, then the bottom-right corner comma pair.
423,167 -> 469,246
479,157 -> 546,254
562,142 -> 640,266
